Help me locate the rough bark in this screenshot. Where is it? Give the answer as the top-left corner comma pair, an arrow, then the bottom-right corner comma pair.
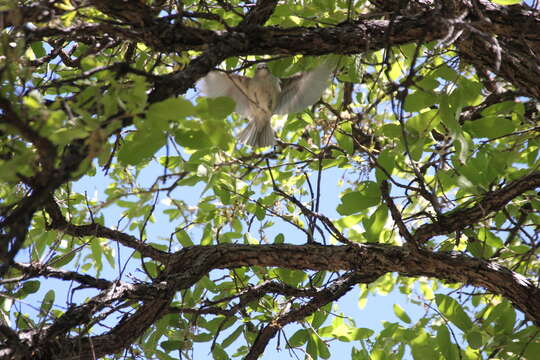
1,0 -> 540,359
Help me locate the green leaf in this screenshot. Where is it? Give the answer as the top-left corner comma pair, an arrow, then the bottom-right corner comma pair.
412,343 -> 440,359
267,57 -> 295,77
222,325 -> 243,348
311,305 -> 330,329
378,123 -> 402,139
128,76 -> 148,113
317,335 -> 331,359
176,230 -> 194,247
206,97 -> 235,119
30,41 -> 46,58
493,301 -> 516,334
492,0 -> 522,5
275,268 -> 307,286
406,109 -> 439,134
319,317 -> 373,342
23,94 -> 42,109
435,294 -> 473,332
478,228 -> 503,249
274,233 -> 285,244
175,129 -> 213,149
306,331 -> 319,359
193,332 -> 213,342
200,223 -> 213,245
436,325 -> 455,359
212,343 -> 229,360
118,128 -> 166,165
376,149 -> 395,178
433,64 -> 459,82
90,238 -> 103,274
351,347 -> 370,360
463,116 -> 515,138
39,290 -> 55,317
404,90 -> 437,112
254,204 -> 265,221
439,96 -> 459,133
481,100 -> 524,117
160,340 -> 184,351
351,328 -> 374,340
17,281 -> 40,297
283,115 -> 310,136
288,329 -> 308,347
467,238 -> 493,259
452,78 -> 483,108
466,329 -> 483,349
336,122 -> 354,154
148,97 -> 195,121
204,316 -> 235,333
363,205 -> 388,242
453,131 -> 472,164
80,56 -> 98,71
143,261 -> 159,278
393,304 -> 411,324
49,251 -> 77,268
337,181 -> 381,215
411,330 -> 439,359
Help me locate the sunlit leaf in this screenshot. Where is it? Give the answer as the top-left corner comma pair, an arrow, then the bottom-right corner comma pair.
337,182 -> 381,215
435,294 -> 473,332
393,304 -> 411,324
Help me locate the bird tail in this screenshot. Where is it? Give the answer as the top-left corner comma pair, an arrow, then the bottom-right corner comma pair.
238,119 -> 275,148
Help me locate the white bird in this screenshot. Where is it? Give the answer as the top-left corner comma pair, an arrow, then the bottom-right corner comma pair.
199,60 -> 335,148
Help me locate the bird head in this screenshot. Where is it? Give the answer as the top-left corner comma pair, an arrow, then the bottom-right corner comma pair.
255,63 -> 270,77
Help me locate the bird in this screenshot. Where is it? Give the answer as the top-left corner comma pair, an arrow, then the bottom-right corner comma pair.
199,59 -> 335,148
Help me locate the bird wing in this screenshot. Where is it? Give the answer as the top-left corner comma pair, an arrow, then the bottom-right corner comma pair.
274,60 -> 335,115
199,72 -> 252,117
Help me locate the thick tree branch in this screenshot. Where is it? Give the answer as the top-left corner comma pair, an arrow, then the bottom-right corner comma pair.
4,242 -> 539,358
15,0 -> 540,102
87,0 -> 158,26
162,243 -> 540,326
374,0 -> 540,100
29,290 -> 173,360
18,2 -> 540,102
0,323 -> 29,357
414,171 -> 540,243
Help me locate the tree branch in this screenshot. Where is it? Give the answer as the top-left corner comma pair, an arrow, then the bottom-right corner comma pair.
0,96 -> 56,173
44,197 -> 169,262
4,242 -> 539,358
246,271 -> 381,359
9,262 -> 111,290
414,171 -> 540,243
238,0 -> 278,27
165,243 -> 540,325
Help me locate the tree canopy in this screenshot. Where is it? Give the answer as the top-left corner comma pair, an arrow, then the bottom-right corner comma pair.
1,0 -> 540,359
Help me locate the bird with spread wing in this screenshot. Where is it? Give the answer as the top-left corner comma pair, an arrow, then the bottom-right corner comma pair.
199,59 -> 336,148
